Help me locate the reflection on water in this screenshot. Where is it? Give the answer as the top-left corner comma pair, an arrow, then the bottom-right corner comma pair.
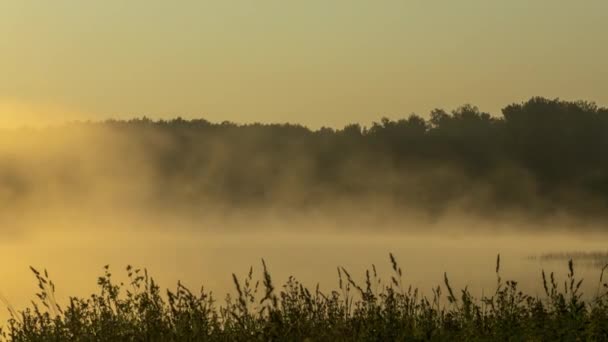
530,251 -> 608,270
0,225 -> 607,322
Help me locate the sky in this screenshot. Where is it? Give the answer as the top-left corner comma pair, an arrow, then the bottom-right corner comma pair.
0,0 -> 607,128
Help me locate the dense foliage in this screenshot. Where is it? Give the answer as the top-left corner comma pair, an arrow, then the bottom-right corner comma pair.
3,256 -> 608,341
2,97 -> 608,220
101,97 -> 608,218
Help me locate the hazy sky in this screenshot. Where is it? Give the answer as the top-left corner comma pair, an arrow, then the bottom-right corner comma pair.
1,0 -> 606,128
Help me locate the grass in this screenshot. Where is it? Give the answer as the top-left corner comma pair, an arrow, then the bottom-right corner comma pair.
2,255 -> 608,341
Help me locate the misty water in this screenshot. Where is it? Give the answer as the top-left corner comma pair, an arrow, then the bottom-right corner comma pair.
3,120 -> 608,324
1,221 -> 607,322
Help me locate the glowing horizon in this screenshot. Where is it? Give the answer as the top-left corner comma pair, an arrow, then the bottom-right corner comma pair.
1,1 -> 607,128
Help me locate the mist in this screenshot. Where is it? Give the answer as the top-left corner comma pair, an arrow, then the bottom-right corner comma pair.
1,97 -> 608,328
2,97 -> 608,237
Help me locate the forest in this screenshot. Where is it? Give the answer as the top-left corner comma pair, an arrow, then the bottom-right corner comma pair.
1,97 -> 608,223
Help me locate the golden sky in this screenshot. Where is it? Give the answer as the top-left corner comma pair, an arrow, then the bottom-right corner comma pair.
1,0 -> 607,128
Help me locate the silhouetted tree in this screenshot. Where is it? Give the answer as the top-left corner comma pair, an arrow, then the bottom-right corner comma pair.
2,97 -> 608,219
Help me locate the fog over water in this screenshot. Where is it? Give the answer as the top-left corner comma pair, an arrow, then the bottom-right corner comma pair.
1,221 -> 607,323
2,228 -> 608,325
1,106 -> 608,322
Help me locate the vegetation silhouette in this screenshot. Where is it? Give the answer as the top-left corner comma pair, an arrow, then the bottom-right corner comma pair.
2,96 -> 608,222
4,256 -> 608,341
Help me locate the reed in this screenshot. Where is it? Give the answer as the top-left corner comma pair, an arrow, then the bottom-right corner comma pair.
2,255 -> 608,341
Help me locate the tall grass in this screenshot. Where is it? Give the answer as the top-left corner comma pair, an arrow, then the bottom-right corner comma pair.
2,254 -> 608,341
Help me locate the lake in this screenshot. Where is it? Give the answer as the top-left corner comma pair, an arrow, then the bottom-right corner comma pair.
1,219 -> 607,323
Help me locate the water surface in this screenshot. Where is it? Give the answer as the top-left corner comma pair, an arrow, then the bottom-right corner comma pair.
1,224 -> 606,323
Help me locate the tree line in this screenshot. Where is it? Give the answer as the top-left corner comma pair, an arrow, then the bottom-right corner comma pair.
3,97 -> 608,221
